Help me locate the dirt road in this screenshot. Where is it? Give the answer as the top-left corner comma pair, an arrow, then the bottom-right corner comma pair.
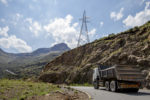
72,87 -> 150,100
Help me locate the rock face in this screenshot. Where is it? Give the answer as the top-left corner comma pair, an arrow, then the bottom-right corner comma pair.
39,21 -> 150,84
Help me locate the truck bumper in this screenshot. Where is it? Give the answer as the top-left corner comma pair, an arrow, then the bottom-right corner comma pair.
118,82 -> 140,89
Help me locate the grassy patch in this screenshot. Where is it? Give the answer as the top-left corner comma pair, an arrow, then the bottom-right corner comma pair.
109,48 -> 122,57
110,38 -> 121,47
0,79 -> 60,100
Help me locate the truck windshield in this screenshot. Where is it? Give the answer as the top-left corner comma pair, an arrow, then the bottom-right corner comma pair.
99,65 -> 111,70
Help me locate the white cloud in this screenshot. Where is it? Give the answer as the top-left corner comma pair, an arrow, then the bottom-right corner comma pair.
110,8 -> 124,21
44,14 -> 96,48
123,2 -> 150,27
0,0 -> 8,5
29,21 -> 42,36
0,26 -> 32,53
25,18 -> 42,36
89,28 -> 96,36
0,26 -> 9,37
145,1 -> 150,10
44,15 -> 78,48
100,21 -> 104,27
0,35 -> 32,53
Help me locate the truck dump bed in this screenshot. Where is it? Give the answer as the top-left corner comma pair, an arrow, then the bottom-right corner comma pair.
99,65 -> 144,82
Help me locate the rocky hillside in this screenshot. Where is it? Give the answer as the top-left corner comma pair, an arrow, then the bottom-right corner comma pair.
0,43 -> 70,79
39,21 -> 150,84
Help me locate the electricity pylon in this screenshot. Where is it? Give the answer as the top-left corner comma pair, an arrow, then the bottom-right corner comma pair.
77,10 -> 90,47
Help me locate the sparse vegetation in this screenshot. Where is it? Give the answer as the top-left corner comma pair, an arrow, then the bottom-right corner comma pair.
0,79 -> 60,100
109,48 -> 122,57
108,33 -> 115,37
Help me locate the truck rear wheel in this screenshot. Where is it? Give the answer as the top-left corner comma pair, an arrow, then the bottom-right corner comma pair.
110,80 -> 118,92
93,79 -> 99,89
105,81 -> 110,91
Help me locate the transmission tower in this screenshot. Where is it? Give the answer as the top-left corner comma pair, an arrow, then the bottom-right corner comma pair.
77,10 -> 90,47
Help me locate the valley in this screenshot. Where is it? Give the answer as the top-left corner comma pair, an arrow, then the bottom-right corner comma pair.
0,43 -> 70,79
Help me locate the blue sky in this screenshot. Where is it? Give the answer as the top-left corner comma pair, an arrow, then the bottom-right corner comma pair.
0,0 -> 150,53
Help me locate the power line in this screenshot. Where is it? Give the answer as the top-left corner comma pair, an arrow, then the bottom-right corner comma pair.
77,10 -> 90,47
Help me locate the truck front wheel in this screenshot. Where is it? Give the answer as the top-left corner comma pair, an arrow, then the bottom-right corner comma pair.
110,80 -> 118,92
105,81 -> 110,91
93,79 -> 99,89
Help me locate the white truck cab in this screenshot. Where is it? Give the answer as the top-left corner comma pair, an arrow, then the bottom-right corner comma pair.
93,68 -> 100,89
93,68 -> 99,81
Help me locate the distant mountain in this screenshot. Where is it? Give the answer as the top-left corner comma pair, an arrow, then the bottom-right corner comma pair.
0,43 -> 70,79
0,48 -> 4,53
31,43 -> 70,56
15,43 -> 70,57
0,48 -> 16,64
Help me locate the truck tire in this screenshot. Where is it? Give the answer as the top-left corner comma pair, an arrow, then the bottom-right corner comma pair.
93,79 -> 99,89
110,80 -> 118,92
105,81 -> 110,91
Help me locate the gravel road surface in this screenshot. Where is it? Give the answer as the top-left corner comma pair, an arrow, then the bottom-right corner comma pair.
72,87 -> 150,100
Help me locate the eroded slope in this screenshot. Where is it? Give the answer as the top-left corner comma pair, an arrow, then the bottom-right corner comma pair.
39,21 -> 150,84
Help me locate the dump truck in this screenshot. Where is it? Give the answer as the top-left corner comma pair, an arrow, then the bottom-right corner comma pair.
93,65 -> 144,92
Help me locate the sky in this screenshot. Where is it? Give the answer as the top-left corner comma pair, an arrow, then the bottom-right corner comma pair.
0,0 -> 150,53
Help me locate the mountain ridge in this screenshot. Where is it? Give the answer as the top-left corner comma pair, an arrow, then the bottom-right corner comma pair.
0,43 -> 70,57
0,43 -> 70,78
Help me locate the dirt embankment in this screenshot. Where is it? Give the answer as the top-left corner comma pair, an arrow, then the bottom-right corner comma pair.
0,79 -> 89,100
39,21 -> 150,85
28,88 -> 89,100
